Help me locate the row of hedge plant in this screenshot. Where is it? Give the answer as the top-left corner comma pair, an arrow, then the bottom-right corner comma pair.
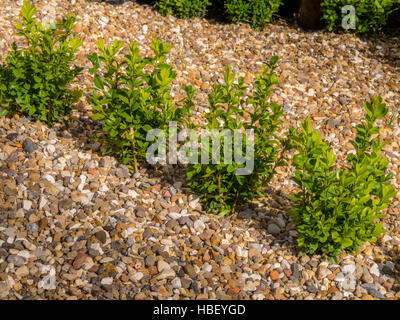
0,1 -> 397,262
155,0 -> 283,29
153,0 -> 399,33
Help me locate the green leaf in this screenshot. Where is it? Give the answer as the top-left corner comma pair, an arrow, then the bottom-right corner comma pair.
94,75 -> 104,89
22,0 -> 37,21
92,113 -> 104,121
342,238 -> 353,248
0,109 -> 8,117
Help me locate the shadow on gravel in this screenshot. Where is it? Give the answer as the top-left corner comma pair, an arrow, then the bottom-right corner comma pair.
59,98 -> 300,254
349,25 -> 399,70
88,0 -> 153,5
92,0 -> 232,26
374,36 -> 400,70
235,188 -> 301,257
55,108 -> 102,155
58,104 -> 194,198
59,109 -> 300,253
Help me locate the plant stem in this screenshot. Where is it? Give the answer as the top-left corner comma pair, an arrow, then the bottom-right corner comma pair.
231,189 -> 240,214
218,172 -> 221,196
48,101 -> 52,124
130,127 -> 138,172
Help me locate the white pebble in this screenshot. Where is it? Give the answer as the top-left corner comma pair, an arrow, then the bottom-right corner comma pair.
43,175 -> 55,184
23,200 -> 32,210
342,264 -> 356,274
133,272 -> 143,281
172,278 -> 181,289
202,263 -> 212,272
101,277 -> 113,285
46,145 -> 55,154
370,263 -> 380,277
194,220 -> 205,232
168,212 -> 181,219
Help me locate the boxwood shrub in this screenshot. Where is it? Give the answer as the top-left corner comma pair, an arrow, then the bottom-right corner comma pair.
155,0 -> 212,18
321,0 -> 398,33
224,0 -> 283,29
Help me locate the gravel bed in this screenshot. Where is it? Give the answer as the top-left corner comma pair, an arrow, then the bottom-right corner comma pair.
0,0 -> 399,300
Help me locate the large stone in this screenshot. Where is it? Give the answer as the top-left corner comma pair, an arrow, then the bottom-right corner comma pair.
183,264 -> 197,278
0,282 -> 10,299
134,207 -> 147,218
59,198 -> 74,211
157,260 -> 171,273
15,265 -> 29,277
157,269 -> 176,280
194,220 -> 205,233
23,138 -> 38,153
267,223 -> 281,235
72,252 -> 88,269
270,270 -> 280,281
145,255 -> 156,267
7,255 -> 26,267
94,230 -> 107,244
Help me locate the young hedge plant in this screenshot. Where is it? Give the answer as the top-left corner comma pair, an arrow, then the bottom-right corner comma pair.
0,1 -> 83,124
155,0 -> 212,18
186,57 -> 287,216
289,97 -> 397,261
321,0 -> 398,34
224,0 -> 283,29
88,38 -> 191,172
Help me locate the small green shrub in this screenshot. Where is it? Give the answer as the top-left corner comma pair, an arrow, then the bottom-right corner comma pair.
321,0 -> 398,33
0,59 -> 8,116
186,57 -> 287,216
155,0 -> 212,18
224,0 -> 283,29
88,38 -> 191,172
289,96 -> 397,261
0,1 -> 83,124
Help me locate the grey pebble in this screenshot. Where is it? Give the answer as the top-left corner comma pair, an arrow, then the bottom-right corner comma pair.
23,138 -> 37,153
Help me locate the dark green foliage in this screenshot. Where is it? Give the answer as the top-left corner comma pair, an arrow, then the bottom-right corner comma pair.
289,97 -> 397,261
88,38 -> 192,172
155,0 -> 212,18
0,1 -> 83,124
0,58 -> 8,117
224,0 -> 283,29
321,0 -> 398,33
186,57 -> 287,216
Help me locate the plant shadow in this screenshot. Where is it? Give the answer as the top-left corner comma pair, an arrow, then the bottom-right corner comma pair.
57,106 -> 299,257
372,35 -> 400,70
234,187 -> 301,258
